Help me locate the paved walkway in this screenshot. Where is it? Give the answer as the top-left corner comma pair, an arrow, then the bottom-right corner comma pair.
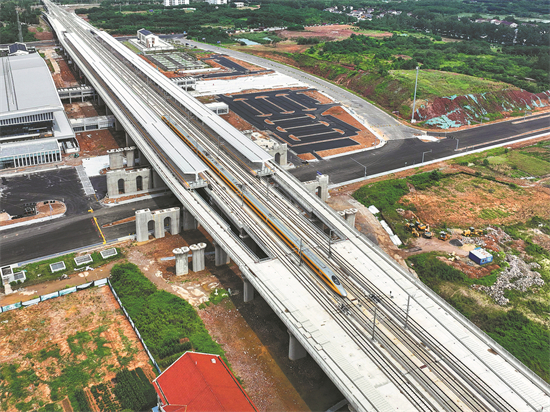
184,40 -> 421,141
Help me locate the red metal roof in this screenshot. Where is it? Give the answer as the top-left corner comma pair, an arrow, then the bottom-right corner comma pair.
154,352 -> 258,412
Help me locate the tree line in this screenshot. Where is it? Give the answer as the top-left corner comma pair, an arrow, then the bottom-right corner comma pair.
318,34 -> 549,93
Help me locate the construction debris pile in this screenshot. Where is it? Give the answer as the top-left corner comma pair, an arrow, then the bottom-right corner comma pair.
473,255 -> 544,305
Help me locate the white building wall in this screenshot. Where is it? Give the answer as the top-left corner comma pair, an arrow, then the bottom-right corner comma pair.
164,0 -> 189,6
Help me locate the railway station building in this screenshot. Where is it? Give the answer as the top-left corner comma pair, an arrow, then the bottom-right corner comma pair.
0,52 -> 76,170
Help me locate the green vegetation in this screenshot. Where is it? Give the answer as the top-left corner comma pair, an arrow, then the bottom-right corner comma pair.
409,252 -> 549,382
454,141 -> 550,178
78,2 -> 348,42
13,249 -> 122,291
0,322 -> 145,411
314,34 -> 548,93
110,263 -> 226,370
236,31 -> 282,45
0,1 -> 42,43
113,368 -> 157,411
90,383 -> 119,412
391,69 -> 509,100
199,288 -> 230,309
353,170 -> 445,241
68,389 -> 91,412
123,40 -> 141,54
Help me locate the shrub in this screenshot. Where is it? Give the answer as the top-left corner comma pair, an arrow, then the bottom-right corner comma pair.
110,263 -> 227,367
113,368 -> 156,411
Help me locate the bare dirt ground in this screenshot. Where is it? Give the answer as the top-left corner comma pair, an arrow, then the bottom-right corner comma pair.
76,129 -> 121,157
0,286 -> 155,412
64,101 -> 100,119
50,56 -> 79,89
277,24 -> 391,41
28,26 -> 54,41
402,173 -> 550,227
220,110 -> 255,131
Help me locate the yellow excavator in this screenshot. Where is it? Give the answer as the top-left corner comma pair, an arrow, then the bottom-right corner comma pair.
415,221 -> 427,232
439,231 -> 451,241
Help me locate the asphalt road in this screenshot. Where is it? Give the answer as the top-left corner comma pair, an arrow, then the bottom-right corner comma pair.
291,122 -> 549,184
0,193 -> 181,266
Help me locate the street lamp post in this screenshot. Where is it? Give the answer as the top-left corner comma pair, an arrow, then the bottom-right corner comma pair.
351,158 -> 367,177
411,66 -> 419,123
455,138 -> 460,151
422,149 -> 432,163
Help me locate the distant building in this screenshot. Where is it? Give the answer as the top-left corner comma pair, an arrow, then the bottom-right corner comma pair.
469,248 -> 493,265
163,0 -> 189,6
0,53 -> 75,169
8,43 -> 28,56
205,0 -> 228,4
153,352 -> 258,412
233,1 -> 245,7
137,28 -> 160,48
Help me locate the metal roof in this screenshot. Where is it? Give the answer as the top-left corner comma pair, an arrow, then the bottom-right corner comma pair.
96,30 -> 272,164
0,53 -> 62,114
138,28 -> 153,36
0,138 -> 61,159
65,32 -> 207,176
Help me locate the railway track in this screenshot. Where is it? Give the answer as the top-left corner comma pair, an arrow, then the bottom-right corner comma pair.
47,8 -> 537,411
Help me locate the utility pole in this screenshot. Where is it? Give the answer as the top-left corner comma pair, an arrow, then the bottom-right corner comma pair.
328,229 -> 333,258
371,305 -> 378,341
422,149 -> 432,163
411,66 -> 419,123
350,158 -> 367,177
404,295 -> 411,329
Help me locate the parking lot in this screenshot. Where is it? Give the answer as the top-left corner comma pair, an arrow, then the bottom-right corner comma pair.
217,89 -> 360,155
199,55 -> 271,79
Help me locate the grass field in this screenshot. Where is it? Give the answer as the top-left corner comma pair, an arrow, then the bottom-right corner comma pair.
123,41 -> 141,54
11,248 -> 122,291
0,286 -> 155,412
391,69 -> 513,99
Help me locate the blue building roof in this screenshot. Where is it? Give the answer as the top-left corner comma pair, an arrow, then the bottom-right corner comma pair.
8,43 -> 27,54
138,29 -> 153,36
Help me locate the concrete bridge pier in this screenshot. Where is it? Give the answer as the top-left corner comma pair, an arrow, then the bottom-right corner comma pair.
288,330 -> 307,360
243,277 -> 254,302
214,242 -> 230,266
182,208 -> 198,231
108,148 -> 124,170
135,209 -> 151,242
173,246 -> 189,276
338,210 -> 346,220
125,147 -> 136,167
345,208 -> 357,227
190,243 -> 207,272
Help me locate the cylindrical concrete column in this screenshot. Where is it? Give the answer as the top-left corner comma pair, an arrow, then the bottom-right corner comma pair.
190,242 -> 207,272
214,242 -> 230,266
243,277 -> 254,302
173,246 -> 189,276
182,208 -> 198,231
337,210 -> 346,219
345,208 -> 357,227
288,330 -> 307,360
